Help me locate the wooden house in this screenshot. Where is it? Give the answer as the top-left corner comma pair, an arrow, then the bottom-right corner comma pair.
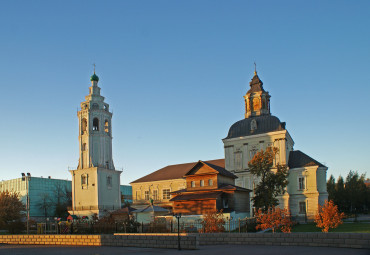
170,160 -> 251,215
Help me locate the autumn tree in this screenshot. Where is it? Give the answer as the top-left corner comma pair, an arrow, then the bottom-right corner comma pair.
248,147 -> 289,210
315,200 -> 345,232
255,206 -> 293,233
199,210 -> 225,233
0,191 -> 26,233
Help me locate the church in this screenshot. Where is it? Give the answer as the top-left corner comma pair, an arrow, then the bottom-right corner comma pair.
132,68 -> 328,220
223,69 -> 328,220
69,71 -> 122,217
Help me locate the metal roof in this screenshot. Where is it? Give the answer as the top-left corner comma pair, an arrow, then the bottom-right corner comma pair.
225,115 -> 285,139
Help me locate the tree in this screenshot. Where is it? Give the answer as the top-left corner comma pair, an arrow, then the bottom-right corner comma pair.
327,171 -> 368,214
248,147 -> 289,210
0,191 -> 26,233
326,175 -> 336,202
199,210 -> 225,233
255,206 -> 293,233
37,193 -> 53,220
53,183 -> 72,218
345,171 -> 367,214
315,200 -> 344,233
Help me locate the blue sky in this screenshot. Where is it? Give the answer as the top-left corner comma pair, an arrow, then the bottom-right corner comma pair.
0,1 -> 369,184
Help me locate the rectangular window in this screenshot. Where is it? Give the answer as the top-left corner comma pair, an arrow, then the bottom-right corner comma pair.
208,179 -> 213,186
107,176 -> 112,187
191,181 -> 195,188
250,149 -> 258,159
81,174 -> 88,185
153,190 -> 158,200
235,152 -> 242,170
298,177 -> 305,190
162,189 -> 171,200
144,190 -> 149,200
299,201 -> 306,214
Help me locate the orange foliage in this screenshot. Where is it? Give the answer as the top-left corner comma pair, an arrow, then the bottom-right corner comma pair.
315,200 -> 345,233
255,206 -> 293,233
199,210 -> 225,233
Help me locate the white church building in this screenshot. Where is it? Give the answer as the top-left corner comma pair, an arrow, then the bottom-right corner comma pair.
69,72 -> 122,218
223,70 -> 328,220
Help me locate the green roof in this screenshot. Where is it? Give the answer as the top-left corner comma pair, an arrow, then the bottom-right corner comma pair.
90,73 -> 99,82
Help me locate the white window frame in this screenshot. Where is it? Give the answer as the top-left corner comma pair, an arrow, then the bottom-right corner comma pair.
153,189 -> 158,200
162,189 -> 171,200
298,176 -> 305,190
144,190 -> 150,200
208,179 -> 213,186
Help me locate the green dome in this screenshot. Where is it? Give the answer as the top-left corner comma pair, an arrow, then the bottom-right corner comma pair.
90,73 -> 99,82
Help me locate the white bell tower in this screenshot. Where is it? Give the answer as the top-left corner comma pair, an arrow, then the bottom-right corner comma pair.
69,70 -> 122,218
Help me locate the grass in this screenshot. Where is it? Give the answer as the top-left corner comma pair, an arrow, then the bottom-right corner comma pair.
291,222 -> 370,233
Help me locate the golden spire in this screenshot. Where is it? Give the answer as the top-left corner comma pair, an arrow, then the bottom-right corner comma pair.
254,62 -> 257,75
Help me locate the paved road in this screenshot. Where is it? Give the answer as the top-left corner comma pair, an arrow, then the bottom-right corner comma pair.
0,244 -> 368,255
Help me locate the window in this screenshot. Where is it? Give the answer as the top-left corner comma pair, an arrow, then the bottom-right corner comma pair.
82,143 -> 86,151
162,189 -> 170,200
235,151 -> 242,170
81,175 -> 88,185
81,118 -> 87,134
144,190 -> 149,200
104,120 -> 109,133
250,149 -> 258,159
107,176 -> 112,187
191,181 -> 195,188
299,201 -> 306,214
200,180 -> 204,187
93,118 -> 99,131
298,177 -> 305,190
92,103 -> 99,109
223,199 -> 229,208
208,179 -> 213,186
153,190 -> 158,200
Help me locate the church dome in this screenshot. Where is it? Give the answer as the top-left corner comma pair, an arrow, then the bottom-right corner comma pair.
225,115 -> 286,139
90,73 -> 99,82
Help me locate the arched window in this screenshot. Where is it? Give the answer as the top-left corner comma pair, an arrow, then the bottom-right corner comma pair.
81,118 -> 87,134
82,143 -> 86,151
104,120 -> 109,133
93,118 -> 99,131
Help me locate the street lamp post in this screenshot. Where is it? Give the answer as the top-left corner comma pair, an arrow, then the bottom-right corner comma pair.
21,172 -> 31,234
174,213 -> 182,250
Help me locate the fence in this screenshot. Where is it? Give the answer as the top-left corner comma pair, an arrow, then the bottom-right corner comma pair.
38,218 -> 257,234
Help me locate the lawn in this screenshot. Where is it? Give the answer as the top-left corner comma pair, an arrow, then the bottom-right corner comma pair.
291,222 -> 370,233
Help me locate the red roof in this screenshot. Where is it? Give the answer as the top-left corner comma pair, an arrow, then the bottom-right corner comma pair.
131,159 -> 225,183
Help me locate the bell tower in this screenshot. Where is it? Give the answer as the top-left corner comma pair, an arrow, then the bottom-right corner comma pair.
69,71 -> 122,218
77,71 -> 114,170
244,68 -> 271,118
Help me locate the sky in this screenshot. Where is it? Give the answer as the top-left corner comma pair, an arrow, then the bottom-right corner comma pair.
0,0 -> 369,185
